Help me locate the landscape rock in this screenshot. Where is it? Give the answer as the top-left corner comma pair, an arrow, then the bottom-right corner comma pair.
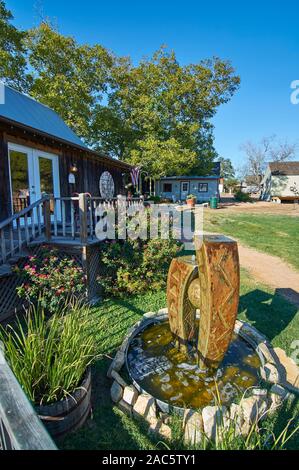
117,399 -> 132,417
269,384 -> 289,413
148,419 -> 172,440
183,409 -> 203,445
274,347 -> 299,391
107,350 -> 125,377
229,403 -> 244,436
123,385 -> 139,406
157,307 -> 168,315
251,387 -> 268,397
239,395 -> 268,424
110,380 -> 123,403
202,406 -> 229,441
111,370 -> 127,388
133,393 -> 157,422
257,343 -> 277,364
143,311 -> 157,319
260,362 -> 280,384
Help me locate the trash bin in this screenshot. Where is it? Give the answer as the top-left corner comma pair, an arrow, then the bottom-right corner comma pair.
210,196 -> 218,209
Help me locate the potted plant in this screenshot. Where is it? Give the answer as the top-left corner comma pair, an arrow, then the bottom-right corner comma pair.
186,194 -> 197,207
0,300 -> 97,439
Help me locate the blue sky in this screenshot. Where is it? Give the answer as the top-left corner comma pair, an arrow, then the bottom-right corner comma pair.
7,0 -> 299,170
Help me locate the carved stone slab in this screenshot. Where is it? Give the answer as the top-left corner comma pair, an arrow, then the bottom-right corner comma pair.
167,256 -> 198,348
195,235 -> 240,369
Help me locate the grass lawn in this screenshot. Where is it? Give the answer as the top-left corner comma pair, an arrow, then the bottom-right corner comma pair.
203,211 -> 299,271
61,268 -> 299,451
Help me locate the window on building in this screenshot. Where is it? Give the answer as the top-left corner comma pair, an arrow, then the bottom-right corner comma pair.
198,183 -> 208,192
182,182 -> 188,192
163,183 -> 172,192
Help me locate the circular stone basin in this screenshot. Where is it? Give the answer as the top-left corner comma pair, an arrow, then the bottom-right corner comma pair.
126,321 -> 262,410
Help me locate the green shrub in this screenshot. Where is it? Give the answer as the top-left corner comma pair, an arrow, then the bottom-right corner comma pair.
15,247 -> 86,314
98,238 -> 181,297
0,301 -> 96,405
234,190 -> 252,202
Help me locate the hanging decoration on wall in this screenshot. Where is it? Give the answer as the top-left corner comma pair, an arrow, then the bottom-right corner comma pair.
99,171 -> 115,199
130,167 -> 140,188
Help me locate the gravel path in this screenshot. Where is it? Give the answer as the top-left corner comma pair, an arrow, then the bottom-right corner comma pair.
238,243 -> 299,309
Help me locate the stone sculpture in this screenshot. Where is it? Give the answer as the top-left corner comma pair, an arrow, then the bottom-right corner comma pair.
167,234 -> 240,370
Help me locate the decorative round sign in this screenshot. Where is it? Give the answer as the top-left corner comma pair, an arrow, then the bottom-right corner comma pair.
99,171 -> 115,199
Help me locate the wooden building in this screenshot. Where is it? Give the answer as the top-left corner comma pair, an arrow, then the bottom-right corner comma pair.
0,84 -> 131,222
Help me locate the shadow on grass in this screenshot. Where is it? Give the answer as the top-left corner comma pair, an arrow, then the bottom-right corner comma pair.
239,288 -> 298,342
60,358 -> 155,450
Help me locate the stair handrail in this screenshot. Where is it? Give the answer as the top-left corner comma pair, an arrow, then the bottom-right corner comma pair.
0,197 -> 50,231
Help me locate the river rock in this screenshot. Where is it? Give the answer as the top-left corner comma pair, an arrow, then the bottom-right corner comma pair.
202,406 -> 229,441
274,347 -> 299,391
111,370 -> 127,388
148,419 -> 172,440
183,409 -> 203,445
260,362 -> 280,383
133,393 -> 157,422
123,385 -> 139,406
240,395 -> 268,424
117,399 -> 132,417
107,350 -> 125,377
110,380 -> 123,403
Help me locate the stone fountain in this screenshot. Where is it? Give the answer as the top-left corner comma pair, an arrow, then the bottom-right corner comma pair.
109,235 -> 297,442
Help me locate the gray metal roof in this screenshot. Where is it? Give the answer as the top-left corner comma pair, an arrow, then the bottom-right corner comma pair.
0,84 -> 88,149
269,161 -> 299,176
160,175 -> 219,180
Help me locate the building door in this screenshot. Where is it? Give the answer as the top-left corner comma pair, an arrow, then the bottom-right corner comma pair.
180,181 -> 190,200
8,143 -> 60,221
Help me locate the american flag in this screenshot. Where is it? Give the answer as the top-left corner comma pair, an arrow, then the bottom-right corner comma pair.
130,167 -> 140,186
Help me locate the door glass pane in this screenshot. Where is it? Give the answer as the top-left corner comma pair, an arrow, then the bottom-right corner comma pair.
9,150 -> 30,213
39,157 -> 54,196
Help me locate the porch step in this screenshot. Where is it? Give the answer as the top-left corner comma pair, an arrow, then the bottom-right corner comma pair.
0,264 -> 13,278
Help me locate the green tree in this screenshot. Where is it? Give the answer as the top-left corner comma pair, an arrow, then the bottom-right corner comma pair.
92,48 -> 240,177
217,156 -> 235,179
26,22 -> 114,141
0,0 -> 28,90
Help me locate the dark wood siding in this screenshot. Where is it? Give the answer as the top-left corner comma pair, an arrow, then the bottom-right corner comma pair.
0,121 -> 130,222
0,131 -> 10,220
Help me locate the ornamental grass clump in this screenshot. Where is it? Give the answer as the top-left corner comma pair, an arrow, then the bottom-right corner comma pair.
0,301 -> 96,405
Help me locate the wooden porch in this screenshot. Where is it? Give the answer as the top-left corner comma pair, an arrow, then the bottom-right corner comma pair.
0,194 -> 144,320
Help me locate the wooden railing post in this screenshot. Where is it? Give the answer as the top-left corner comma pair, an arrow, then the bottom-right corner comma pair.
79,193 -> 88,244
43,198 -> 52,241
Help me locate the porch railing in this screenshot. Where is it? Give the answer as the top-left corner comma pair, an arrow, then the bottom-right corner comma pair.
46,194 -> 145,244
0,197 -> 50,266
0,348 -> 56,450
0,194 -> 145,266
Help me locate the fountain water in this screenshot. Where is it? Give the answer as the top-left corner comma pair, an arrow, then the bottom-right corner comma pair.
126,235 -> 262,409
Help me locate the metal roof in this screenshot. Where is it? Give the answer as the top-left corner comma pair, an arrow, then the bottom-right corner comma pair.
0,83 -> 88,149
160,176 -> 219,180
269,161 -> 299,176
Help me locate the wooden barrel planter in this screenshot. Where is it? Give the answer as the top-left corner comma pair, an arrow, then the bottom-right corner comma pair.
36,369 -> 91,439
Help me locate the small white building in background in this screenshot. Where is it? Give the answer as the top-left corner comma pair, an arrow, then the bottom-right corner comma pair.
155,163 -> 221,202
260,161 -> 299,202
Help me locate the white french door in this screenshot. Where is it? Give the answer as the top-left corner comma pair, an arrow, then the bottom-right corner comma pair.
8,143 -> 61,222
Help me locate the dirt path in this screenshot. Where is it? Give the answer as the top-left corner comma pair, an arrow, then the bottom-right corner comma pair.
238,243 -> 299,308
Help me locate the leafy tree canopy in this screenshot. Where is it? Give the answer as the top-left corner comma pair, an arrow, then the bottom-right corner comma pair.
217,156 -> 236,179
0,3 -> 240,179
0,0 -> 28,90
